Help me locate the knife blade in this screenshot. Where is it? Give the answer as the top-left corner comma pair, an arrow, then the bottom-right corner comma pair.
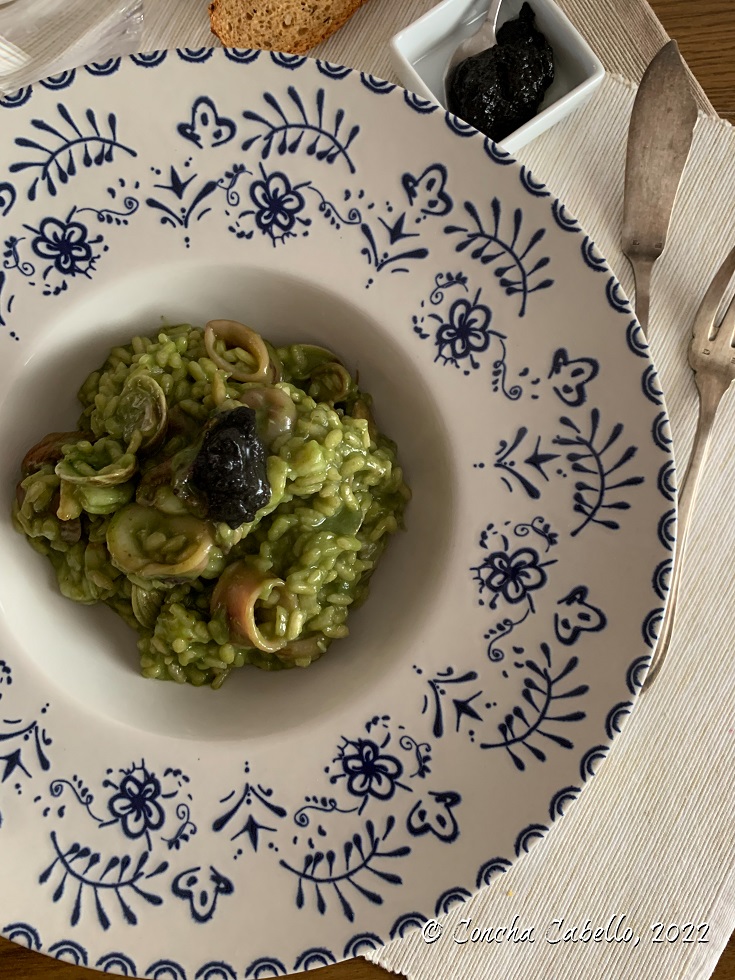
621,40 -> 698,337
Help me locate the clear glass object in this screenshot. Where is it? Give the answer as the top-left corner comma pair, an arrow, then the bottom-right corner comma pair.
0,0 -> 143,94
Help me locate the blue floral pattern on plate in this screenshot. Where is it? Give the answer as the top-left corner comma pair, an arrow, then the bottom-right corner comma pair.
0,50 -> 674,975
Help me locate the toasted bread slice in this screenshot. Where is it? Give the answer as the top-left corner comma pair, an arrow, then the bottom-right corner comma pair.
209,0 -> 369,55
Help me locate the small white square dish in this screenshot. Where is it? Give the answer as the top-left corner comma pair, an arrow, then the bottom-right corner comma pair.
389,0 -> 605,154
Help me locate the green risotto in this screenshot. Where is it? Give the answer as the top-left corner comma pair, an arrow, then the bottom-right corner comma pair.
13,320 -> 410,687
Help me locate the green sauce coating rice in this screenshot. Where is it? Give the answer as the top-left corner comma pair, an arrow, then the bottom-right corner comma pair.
13,322 -> 410,688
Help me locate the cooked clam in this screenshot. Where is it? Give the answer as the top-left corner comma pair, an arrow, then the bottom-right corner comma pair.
131,584 -> 165,629
117,374 -> 168,453
56,437 -> 137,487
107,503 -> 220,579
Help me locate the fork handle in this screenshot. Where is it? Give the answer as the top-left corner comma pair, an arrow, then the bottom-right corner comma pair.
642,376 -> 726,691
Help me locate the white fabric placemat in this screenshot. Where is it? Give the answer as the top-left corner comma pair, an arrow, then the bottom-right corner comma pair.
73,1 -> 735,977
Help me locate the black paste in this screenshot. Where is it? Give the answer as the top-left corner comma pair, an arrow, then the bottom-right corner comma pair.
191,407 -> 270,528
447,3 -> 554,142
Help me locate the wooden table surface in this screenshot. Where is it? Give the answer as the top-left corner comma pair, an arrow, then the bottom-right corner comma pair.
1,1 -> 734,978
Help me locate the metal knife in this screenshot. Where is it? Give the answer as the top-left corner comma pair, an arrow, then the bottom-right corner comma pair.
621,40 -> 698,337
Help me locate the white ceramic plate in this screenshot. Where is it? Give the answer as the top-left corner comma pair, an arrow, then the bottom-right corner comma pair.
0,50 -> 673,977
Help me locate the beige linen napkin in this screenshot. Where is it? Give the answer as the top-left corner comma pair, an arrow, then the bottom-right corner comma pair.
136,2 -> 734,978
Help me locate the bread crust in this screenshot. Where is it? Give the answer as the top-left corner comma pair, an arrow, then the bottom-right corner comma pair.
209,0 -> 369,55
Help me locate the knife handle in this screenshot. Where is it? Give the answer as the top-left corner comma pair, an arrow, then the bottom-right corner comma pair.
630,254 -> 654,337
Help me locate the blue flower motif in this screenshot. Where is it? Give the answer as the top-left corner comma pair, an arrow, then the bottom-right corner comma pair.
334,737 -> 405,813
474,547 -> 549,610
433,295 -> 493,369
26,209 -> 102,278
246,168 -> 310,245
105,762 -> 166,844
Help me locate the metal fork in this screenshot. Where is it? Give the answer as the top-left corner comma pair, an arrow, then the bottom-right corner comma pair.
643,243 -> 735,690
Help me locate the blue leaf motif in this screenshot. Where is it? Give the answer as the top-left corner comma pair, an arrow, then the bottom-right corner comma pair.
280,817 -> 410,922
10,103 -> 136,200
479,643 -> 589,770
241,87 -> 359,172
553,409 -> 644,537
39,830 -> 168,929
445,199 -> 553,316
